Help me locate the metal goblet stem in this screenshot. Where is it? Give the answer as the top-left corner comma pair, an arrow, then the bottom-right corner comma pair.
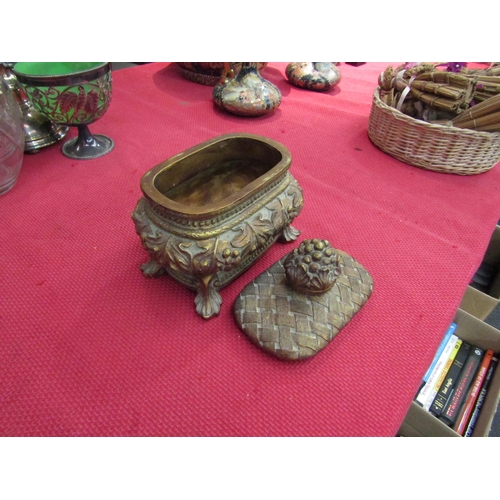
62,123 -> 114,160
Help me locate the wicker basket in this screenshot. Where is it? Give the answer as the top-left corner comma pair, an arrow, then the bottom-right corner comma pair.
368,87 -> 500,175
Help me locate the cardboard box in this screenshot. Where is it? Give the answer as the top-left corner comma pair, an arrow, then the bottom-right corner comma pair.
459,286 -> 498,321
460,226 -> 500,321
398,308 -> 500,437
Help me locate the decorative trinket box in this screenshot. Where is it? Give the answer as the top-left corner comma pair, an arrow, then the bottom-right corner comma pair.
132,133 -> 303,319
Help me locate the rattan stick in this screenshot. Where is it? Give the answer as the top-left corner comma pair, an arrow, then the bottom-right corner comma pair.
475,123 -> 500,132
477,76 -> 500,84
453,94 -> 500,124
418,71 -> 473,88
411,81 -> 466,99
452,110 -> 500,130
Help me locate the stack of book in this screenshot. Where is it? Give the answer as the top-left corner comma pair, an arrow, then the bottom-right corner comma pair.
415,322 -> 498,436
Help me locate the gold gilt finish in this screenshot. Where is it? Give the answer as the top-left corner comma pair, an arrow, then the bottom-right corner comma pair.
132,133 -> 304,319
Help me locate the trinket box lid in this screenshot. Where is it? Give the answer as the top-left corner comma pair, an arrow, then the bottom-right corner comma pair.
234,239 -> 373,360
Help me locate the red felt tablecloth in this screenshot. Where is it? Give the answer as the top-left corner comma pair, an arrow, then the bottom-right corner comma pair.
1,62 -> 500,436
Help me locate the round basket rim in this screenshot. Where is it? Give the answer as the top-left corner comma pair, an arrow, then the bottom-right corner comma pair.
372,86 -> 500,139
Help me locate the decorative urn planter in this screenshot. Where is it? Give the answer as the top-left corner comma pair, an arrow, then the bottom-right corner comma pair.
286,62 -> 341,91
212,63 -> 281,117
132,133 -> 304,319
176,62 -> 268,86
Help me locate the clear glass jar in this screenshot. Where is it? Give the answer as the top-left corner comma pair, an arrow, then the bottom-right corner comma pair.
0,75 -> 24,195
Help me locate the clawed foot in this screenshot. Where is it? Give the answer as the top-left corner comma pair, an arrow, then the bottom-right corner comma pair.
140,260 -> 165,277
194,275 -> 223,319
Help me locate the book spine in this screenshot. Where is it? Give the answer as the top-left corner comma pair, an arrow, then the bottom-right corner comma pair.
421,323 -> 457,384
415,333 -> 459,409
454,349 -> 495,435
429,342 -> 472,417
440,346 -> 484,426
464,356 -> 498,437
423,337 -> 463,411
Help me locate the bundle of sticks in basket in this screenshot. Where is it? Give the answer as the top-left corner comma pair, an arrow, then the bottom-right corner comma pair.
452,93 -> 500,132
461,63 -> 500,103
378,62 -> 500,132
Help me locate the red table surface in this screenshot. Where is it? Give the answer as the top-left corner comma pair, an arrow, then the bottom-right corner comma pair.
1,62 -> 500,437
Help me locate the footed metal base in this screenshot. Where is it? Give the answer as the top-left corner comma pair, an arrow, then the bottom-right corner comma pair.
25,124 -> 69,154
62,134 -> 114,160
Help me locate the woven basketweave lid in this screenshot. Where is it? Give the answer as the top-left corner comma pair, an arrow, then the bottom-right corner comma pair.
233,240 -> 374,360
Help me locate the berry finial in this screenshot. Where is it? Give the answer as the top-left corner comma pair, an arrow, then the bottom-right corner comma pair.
283,239 -> 341,294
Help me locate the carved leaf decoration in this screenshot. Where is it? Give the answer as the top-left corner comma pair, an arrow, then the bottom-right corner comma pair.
191,240 -> 218,275
132,200 -> 168,248
270,197 -> 292,229
135,219 -> 161,243
288,182 -> 304,213
268,182 -> 303,231
131,200 -> 150,234
232,215 -> 275,249
267,197 -> 283,213
161,239 -> 218,275
267,197 -> 286,230
146,230 -> 167,247
165,240 -> 193,272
